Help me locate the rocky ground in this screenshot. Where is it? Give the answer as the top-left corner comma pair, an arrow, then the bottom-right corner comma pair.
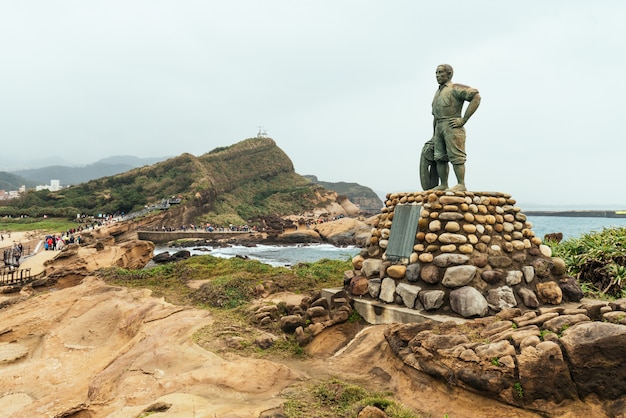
0,221 -> 623,417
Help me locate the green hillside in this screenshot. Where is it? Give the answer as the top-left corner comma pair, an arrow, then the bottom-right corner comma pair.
0,172 -> 36,191
0,138 -> 333,225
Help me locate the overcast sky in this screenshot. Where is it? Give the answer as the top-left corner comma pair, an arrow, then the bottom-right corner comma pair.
1,1 -> 624,209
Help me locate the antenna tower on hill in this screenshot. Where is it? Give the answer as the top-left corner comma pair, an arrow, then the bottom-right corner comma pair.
257,126 -> 268,138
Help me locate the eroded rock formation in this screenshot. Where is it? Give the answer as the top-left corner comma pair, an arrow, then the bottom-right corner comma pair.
0,277 -> 297,417
385,301 -> 626,414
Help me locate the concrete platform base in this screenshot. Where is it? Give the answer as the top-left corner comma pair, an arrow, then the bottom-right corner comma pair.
322,288 -> 466,325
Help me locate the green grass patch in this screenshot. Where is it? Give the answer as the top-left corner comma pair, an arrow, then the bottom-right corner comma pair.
98,255 -> 350,358
283,378 -> 422,417
0,217 -> 79,233
292,258 -> 352,289
539,329 -> 554,341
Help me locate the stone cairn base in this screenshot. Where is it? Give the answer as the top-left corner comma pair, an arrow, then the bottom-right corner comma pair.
347,190 -> 583,318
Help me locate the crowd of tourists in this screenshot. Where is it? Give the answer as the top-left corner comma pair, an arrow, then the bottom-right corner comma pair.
154,223 -> 256,232
2,242 -> 23,268
44,233 -> 82,251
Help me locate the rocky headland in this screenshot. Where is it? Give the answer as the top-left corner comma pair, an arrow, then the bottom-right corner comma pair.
0,216 -> 624,417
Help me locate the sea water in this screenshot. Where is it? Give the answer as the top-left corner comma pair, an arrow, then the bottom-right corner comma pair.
155,216 -> 626,267
155,243 -> 360,268
527,216 -> 626,241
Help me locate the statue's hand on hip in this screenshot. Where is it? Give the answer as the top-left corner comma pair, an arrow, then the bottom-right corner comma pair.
448,118 -> 465,128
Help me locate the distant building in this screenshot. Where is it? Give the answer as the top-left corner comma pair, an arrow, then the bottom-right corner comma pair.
36,179 -> 62,192
0,188 -> 24,200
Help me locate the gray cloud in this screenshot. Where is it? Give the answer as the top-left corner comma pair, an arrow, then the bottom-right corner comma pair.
1,1 -> 624,208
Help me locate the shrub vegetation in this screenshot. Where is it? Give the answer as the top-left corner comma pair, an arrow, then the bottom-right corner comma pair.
548,226 -> 626,298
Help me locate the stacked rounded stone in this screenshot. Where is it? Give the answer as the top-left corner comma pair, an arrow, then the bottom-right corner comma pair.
348,190 -> 583,318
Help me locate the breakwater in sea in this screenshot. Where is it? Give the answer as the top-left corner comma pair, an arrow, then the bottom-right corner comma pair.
526,210 -> 626,218
138,230 -> 259,243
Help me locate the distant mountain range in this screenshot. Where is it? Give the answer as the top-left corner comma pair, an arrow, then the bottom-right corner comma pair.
1,156 -> 169,190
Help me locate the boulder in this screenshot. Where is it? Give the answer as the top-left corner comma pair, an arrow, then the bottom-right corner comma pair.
152,252 -> 172,263
420,264 -> 441,284
449,286 -> 489,318
536,282 -> 562,305
433,253 -> 470,267
395,283 -> 421,309
276,230 -> 322,243
386,265 -> 406,279
522,266 -> 535,283
441,265 -> 477,288
170,250 -> 191,262
516,287 -> 539,309
550,257 -> 567,275
486,286 -> 517,311
531,258 -> 553,278
517,341 -> 577,403
314,218 -> 371,245
368,278 -> 382,298
361,259 -> 383,279
474,340 -> 516,360
481,269 -> 503,284
379,278 -> 396,303
352,255 -> 364,270
405,263 -> 421,282
357,405 -> 388,418
505,271 -> 523,286
419,290 -> 445,311
560,322 -> 626,399
542,314 -> 591,333
558,276 -> 584,302
279,315 -> 305,333
45,239 -> 155,277
349,276 -> 369,296
306,306 -> 330,322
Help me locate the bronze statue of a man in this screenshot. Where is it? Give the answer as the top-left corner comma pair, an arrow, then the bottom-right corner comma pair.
422,64 -> 481,191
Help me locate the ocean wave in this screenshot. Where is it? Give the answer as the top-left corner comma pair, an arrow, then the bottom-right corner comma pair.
155,243 -> 360,267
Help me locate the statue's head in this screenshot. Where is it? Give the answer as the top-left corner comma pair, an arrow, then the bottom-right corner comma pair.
436,64 -> 453,84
